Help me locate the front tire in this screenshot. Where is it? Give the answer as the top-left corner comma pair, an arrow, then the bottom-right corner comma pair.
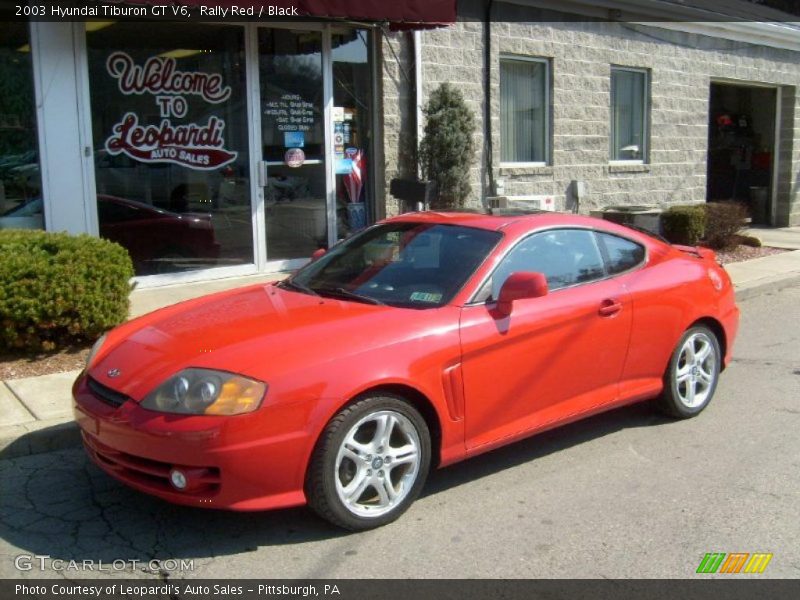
305,395 -> 431,531
657,325 -> 721,418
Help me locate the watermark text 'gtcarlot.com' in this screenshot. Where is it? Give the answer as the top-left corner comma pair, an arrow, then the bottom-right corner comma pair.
14,554 -> 195,573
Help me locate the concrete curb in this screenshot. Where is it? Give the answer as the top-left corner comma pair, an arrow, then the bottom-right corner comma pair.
1,270 -> 799,462
734,273 -> 800,302
0,419 -> 81,461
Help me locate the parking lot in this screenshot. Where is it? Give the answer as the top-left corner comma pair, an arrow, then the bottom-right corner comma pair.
1,283 -> 798,579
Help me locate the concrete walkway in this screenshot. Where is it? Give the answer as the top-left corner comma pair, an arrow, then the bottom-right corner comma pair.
747,226 -> 800,250
732,227 -> 800,299
2,244 -> 800,460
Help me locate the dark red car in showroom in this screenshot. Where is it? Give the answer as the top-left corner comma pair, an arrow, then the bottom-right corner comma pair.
73,211 -> 739,530
0,194 -> 220,274
97,195 -> 221,274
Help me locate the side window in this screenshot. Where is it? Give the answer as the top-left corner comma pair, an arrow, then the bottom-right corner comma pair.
489,229 -> 606,299
597,232 -> 646,275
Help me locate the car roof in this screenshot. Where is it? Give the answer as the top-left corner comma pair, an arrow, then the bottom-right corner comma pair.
382,210 -> 667,249
382,210 -> 532,231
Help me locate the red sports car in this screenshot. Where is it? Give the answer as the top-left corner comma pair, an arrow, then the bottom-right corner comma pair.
73,211 -> 739,530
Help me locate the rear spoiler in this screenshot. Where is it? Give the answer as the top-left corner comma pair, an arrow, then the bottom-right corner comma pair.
673,244 -> 717,262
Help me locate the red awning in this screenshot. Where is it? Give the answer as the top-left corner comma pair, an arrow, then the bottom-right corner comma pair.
129,1 -> 456,27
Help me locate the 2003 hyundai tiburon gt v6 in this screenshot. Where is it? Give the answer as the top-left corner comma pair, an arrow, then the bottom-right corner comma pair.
74,212 -> 739,530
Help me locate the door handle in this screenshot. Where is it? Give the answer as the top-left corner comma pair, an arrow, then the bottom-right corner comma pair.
598,298 -> 623,317
257,161 -> 267,188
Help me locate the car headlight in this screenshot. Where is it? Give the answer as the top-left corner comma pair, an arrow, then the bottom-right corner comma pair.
141,368 -> 267,416
85,334 -> 108,369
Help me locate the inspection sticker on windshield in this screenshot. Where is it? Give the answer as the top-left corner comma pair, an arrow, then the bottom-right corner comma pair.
410,291 -> 442,303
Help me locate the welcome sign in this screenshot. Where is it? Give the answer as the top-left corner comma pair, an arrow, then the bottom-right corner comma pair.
103,51 -> 238,170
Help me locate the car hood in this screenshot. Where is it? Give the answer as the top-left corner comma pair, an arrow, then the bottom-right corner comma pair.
89,283 -> 417,401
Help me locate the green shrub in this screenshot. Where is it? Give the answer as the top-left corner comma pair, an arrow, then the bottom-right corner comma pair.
419,83 -> 477,209
662,205 -> 706,246
703,201 -> 749,250
0,229 -> 134,351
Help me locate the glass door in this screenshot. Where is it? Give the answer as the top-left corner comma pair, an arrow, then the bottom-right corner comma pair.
258,28 -> 328,262
331,29 -> 374,240
255,25 -> 375,266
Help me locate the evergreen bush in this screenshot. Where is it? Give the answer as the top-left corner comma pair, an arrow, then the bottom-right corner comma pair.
0,230 -> 134,351
661,205 -> 706,246
419,83 -> 477,209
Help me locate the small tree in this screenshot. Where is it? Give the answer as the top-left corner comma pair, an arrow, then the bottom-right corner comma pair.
419,83 -> 477,209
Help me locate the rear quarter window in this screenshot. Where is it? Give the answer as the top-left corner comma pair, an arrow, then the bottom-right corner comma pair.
597,232 -> 646,275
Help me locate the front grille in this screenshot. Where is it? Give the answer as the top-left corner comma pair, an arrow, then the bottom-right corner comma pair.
87,377 -> 130,408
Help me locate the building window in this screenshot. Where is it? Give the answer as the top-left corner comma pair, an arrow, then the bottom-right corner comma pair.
0,23 -> 43,230
500,57 -> 549,164
610,67 -> 649,162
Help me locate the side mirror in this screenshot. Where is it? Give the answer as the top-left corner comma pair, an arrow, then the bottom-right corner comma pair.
310,248 -> 327,262
495,272 -> 548,316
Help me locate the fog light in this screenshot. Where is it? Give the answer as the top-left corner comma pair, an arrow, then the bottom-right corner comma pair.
170,469 -> 187,490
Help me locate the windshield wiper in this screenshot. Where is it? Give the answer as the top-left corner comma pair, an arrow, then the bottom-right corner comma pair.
315,287 -> 385,305
277,279 -> 320,297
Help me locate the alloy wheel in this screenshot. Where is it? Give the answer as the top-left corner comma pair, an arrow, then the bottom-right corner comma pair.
675,331 -> 718,409
334,410 -> 421,518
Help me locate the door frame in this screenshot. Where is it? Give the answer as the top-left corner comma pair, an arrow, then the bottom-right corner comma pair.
708,78 -> 782,227
248,21 -> 328,276
250,22 -> 377,272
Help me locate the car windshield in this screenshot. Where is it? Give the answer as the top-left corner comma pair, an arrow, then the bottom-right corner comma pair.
290,222 -> 503,308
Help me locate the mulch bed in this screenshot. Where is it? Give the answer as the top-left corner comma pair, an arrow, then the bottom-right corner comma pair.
715,244 -> 788,265
0,345 -> 90,381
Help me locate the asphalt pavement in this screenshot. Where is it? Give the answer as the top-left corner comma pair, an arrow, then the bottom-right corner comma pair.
0,283 -> 798,579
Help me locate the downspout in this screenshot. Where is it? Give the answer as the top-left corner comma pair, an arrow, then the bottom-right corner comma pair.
413,30 -> 427,210
413,30 -> 424,180
484,0 -> 495,202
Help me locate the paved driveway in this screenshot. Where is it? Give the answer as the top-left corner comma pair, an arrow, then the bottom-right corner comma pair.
1,284 -> 798,579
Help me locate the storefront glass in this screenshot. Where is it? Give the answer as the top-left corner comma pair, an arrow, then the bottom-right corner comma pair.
83,23 -> 375,278
0,23 -> 43,230
332,29 -> 373,239
86,23 -> 253,275
259,27 -> 374,261
259,28 -> 327,261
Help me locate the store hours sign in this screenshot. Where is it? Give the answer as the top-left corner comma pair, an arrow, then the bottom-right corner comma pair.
103,52 -> 238,170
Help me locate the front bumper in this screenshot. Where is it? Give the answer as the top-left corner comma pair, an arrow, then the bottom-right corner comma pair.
72,374 -> 311,511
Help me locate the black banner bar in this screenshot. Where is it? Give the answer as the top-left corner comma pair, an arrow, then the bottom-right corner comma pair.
3,579 -> 800,600
2,0 -> 800,22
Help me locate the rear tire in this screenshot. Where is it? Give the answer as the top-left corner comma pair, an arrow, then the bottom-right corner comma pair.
305,395 -> 431,531
656,325 -> 721,418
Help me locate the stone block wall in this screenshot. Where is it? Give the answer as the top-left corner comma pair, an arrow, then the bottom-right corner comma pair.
379,15 -> 800,225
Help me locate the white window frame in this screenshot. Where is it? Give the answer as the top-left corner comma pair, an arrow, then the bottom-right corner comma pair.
498,54 -> 551,168
609,65 -> 650,166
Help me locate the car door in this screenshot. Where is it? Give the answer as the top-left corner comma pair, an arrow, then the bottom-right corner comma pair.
459,228 -> 633,451
594,230 -> 690,397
